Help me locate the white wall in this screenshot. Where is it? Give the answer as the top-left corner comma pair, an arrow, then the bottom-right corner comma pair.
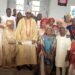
7,0 -> 16,10
48,0 -> 75,19
40,0 -> 49,17
1,0 -> 75,18
7,0 -> 49,17
0,0 -> 7,16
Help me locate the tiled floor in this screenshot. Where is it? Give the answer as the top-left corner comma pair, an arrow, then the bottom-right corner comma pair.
0,67 -> 56,75
0,68 -> 33,75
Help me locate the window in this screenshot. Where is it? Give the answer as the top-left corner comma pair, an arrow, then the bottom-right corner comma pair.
31,0 -> 40,16
70,6 -> 75,18
16,0 -> 24,14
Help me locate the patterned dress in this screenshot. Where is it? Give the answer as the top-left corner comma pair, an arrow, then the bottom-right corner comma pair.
42,35 -> 55,65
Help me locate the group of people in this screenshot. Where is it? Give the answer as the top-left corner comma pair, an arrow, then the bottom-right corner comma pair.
37,15 -> 75,75
0,7 -> 75,75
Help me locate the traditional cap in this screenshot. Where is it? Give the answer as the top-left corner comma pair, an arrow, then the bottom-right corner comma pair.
40,18 -> 48,25
57,18 -> 64,23
26,9 -> 32,13
25,5 -> 32,13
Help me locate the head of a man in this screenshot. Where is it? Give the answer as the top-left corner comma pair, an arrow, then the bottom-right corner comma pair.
6,8 -> 11,17
13,9 -> 16,16
25,9 -> 32,19
17,12 -> 22,18
37,13 -> 42,20
59,27 -> 66,36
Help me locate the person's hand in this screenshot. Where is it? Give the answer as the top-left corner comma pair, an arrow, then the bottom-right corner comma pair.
18,41 -> 22,45
39,50 -> 44,56
32,40 -> 36,44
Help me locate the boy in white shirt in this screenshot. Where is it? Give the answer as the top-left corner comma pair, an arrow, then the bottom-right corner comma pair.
55,27 -> 71,75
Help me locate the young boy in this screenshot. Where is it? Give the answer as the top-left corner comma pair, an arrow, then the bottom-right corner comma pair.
55,27 -> 71,75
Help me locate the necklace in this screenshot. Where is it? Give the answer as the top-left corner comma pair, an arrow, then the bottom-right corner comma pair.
25,18 -> 31,37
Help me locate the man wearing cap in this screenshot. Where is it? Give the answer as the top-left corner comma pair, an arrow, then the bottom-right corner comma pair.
15,9 -> 38,68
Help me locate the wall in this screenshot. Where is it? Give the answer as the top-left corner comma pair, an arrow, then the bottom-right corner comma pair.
7,0 -> 16,10
0,0 -> 75,18
40,0 -> 49,17
48,0 -> 75,19
7,0 -> 49,17
0,0 -> 7,16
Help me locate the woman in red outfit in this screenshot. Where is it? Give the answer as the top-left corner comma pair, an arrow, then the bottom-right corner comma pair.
37,18 -> 48,54
48,18 -> 58,36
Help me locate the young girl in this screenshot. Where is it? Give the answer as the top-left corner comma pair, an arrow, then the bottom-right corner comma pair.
68,39 -> 75,75
40,27 -> 55,75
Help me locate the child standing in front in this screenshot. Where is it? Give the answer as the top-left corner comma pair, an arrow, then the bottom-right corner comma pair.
55,27 -> 71,75
40,27 -> 56,75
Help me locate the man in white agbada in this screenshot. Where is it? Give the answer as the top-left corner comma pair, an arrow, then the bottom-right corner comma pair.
55,27 -> 71,75
1,8 -> 16,29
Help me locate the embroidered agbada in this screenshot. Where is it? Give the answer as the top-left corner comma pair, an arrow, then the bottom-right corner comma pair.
15,18 -> 38,65
2,28 -> 16,66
